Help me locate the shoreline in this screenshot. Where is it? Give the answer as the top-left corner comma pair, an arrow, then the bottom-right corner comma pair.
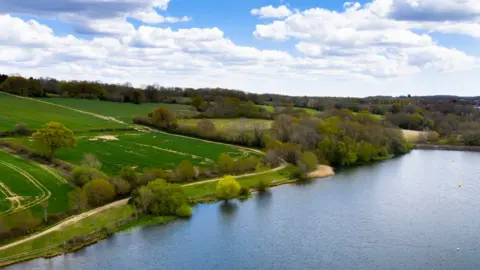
0,165 -> 334,267
414,144 -> 480,152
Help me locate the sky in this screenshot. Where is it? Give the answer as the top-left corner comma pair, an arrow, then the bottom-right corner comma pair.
1,0 -> 480,97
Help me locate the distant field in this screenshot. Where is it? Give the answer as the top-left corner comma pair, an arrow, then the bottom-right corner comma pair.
178,118 -> 272,133
0,150 -> 73,216
18,131 -> 259,175
260,105 -> 320,116
40,98 -> 198,122
402,129 -> 426,142
0,92 -> 126,131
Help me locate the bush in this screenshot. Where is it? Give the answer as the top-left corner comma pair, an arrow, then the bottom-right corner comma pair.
110,178 -> 132,196
139,168 -> 167,186
81,153 -> 102,169
83,179 -> 116,207
12,123 -> 32,135
216,175 -> 241,201
239,186 -> 251,197
175,204 -> 193,218
290,163 -> 309,181
175,160 -> 196,182
120,165 -> 138,186
256,179 -> 271,192
71,166 -> 107,187
217,153 -> 235,173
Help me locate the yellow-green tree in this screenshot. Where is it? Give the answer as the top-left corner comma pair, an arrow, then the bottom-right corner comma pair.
33,122 -> 76,160
217,153 -> 235,173
152,107 -> 177,129
216,175 -> 241,201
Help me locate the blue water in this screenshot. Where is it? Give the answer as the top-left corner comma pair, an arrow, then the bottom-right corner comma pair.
8,150 -> 480,270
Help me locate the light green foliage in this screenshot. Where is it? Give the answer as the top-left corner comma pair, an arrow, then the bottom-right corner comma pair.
300,151 -> 318,171
175,204 -> 193,217
216,175 -> 241,201
217,153 -> 235,173
176,160 -> 196,182
255,178 -> 272,192
81,153 -> 102,169
152,107 -> 178,129
33,122 -> 76,159
83,179 -> 116,207
71,166 -> 107,187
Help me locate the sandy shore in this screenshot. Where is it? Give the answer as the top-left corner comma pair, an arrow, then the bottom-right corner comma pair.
307,165 -> 335,178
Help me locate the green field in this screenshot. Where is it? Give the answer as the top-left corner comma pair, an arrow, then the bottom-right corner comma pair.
0,92 -> 126,132
21,131 -> 259,175
0,150 -> 73,216
260,105 -> 320,116
40,98 -> 198,122
178,118 -> 272,133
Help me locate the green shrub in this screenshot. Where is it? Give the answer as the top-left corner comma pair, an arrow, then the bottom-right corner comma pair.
239,186 -> 251,196
175,204 -> 193,218
256,179 -> 271,192
71,166 -> 107,187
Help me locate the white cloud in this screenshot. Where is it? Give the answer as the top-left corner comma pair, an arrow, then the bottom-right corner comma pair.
389,0 -> 480,21
251,5 -> 292,19
254,1 -> 478,78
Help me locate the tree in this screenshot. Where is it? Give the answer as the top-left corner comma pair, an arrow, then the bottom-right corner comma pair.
110,178 -> 132,196
217,153 -> 235,173
197,119 -> 216,135
216,175 -> 241,201
176,160 -> 196,182
120,165 -> 139,186
256,179 -> 272,193
81,153 -> 102,169
33,122 -> 76,160
0,76 -> 30,96
83,179 -> 116,207
175,204 -> 193,217
192,95 -> 205,110
133,179 -> 188,216
151,107 -> 177,129
271,114 -> 297,143
68,187 -> 88,212
71,166 -> 107,187
300,151 -> 318,171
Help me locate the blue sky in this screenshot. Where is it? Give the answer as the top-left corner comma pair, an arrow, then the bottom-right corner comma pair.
1,0 -> 480,97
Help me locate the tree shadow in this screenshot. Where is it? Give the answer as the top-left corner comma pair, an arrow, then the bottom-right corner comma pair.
219,201 -> 238,218
255,191 -> 272,208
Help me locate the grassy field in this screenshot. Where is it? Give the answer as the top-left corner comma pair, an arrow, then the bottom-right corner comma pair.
0,92 -> 126,132
260,105 -> 320,116
39,98 -> 198,122
0,150 -> 73,216
178,118 -> 272,133
19,131 -> 259,175
0,204 -> 136,259
402,129 -> 426,142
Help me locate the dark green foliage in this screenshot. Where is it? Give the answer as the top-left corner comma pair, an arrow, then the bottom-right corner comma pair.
238,186 -> 251,197
0,76 -> 44,97
133,179 -> 188,216
120,165 -> 139,186
256,178 -> 271,192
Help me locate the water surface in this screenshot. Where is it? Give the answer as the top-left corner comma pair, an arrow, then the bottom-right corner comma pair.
8,150 -> 480,270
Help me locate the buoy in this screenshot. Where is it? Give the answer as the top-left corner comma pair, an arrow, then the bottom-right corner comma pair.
457,248 -> 460,251
458,184 -> 462,187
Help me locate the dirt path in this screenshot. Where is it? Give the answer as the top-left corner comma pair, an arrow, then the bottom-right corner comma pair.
0,198 -> 129,251
0,165 -> 286,251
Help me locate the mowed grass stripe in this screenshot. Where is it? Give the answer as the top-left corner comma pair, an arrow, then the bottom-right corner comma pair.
52,131 -> 259,175
39,98 -> 198,122
0,151 -> 73,215
0,92 -> 126,131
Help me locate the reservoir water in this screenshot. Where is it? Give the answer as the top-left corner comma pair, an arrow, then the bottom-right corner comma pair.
8,150 -> 480,270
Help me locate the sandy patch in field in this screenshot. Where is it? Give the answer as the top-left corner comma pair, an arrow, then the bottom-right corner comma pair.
308,165 -> 335,178
402,130 -> 426,142
89,135 -> 119,141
